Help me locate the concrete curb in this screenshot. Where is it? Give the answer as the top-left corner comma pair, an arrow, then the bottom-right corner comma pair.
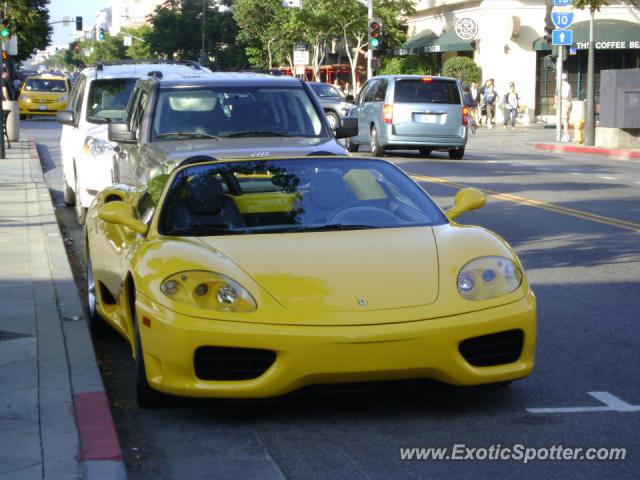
27,140 -> 128,480
533,142 -> 640,160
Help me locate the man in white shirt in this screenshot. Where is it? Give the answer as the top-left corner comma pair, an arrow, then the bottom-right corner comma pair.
560,73 -> 572,142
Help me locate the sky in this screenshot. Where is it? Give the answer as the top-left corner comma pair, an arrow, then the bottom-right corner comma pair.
48,0 -> 106,46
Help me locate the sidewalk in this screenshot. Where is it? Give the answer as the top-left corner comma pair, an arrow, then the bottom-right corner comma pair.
0,141 -> 126,479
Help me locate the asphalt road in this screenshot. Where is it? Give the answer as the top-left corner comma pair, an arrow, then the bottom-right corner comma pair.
24,118 -> 640,479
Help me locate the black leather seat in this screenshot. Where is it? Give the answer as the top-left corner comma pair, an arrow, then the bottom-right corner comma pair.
172,175 -> 245,231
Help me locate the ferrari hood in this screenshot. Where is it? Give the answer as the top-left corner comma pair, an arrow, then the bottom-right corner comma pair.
197,227 -> 439,313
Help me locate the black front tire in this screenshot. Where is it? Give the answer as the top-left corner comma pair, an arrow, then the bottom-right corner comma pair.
325,111 -> 339,130
345,137 -> 359,153
63,176 -> 75,206
370,126 -> 385,157
86,251 -> 108,336
449,148 -> 465,160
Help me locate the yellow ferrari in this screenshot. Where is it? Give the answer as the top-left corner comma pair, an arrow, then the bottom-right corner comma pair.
85,156 -> 536,406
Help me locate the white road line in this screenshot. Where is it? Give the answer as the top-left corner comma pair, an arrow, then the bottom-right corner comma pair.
527,392 -> 640,414
571,172 -> 585,176
535,167 -> 553,171
599,176 -> 617,180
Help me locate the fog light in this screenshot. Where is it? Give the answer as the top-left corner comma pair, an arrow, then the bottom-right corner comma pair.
217,285 -> 237,305
161,280 -> 179,295
458,273 -> 475,292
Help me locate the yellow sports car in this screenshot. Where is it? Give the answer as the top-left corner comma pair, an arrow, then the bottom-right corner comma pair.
85,156 -> 536,406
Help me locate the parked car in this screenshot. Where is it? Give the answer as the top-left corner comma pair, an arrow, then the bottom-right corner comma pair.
107,73 -> 357,188
345,75 -> 469,159
85,155 -> 536,406
307,81 -> 354,130
18,73 -> 71,119
56,61 -> 213,224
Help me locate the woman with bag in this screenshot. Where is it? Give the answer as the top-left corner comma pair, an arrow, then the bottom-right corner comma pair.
503,82 -> 520,129
482,79 -> 497,129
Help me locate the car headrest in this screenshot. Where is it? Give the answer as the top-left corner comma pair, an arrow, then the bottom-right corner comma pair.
186,175 -> 226,215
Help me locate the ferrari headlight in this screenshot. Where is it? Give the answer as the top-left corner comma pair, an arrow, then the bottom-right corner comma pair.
160,270 -> 256,312
457,256 -> 522,301
83,137 -> 115,157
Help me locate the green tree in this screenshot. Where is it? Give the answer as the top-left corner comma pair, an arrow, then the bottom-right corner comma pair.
86,35 -> 127,63
6,0 -> 52,62
442,56 -> 479,86
123,26 -> 153,59
379,56 -> 433,75
573,0 -> 608,11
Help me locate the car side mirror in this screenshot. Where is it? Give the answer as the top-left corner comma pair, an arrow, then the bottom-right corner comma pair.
445,188 -> 486,221
98,201 -> 147,234
346,94 -> 354,103
335,117 -> 358,139
108,121 -> 137,144
56,110 -> 75,126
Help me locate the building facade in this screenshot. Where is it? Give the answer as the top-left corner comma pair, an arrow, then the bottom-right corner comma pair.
402,0 -> 640,122
108,0 -> 165,34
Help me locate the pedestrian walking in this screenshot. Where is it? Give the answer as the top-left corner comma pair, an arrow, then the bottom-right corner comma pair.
503,82 -> 520,129
482,79 -> 498,129
469,80 -> 481,126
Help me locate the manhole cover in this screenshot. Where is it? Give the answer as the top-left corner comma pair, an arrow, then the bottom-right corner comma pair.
0,330 -> 33,341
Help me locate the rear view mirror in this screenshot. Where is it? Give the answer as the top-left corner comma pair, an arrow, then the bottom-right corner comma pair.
108,122 -> 136,144
98,201 -> 147,234
56,110 -> 75,126
335,117 -> 358,139
346,94 -> 354,103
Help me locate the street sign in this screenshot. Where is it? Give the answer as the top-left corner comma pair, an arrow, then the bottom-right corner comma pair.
551,11 -> 574,29
293,43 -> 309,66
553,0 -> 573,5
123,35 -> 132,47
552,29 -> 573,46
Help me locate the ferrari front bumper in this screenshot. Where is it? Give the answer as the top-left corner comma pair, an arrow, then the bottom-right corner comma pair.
135,292 -> 536,399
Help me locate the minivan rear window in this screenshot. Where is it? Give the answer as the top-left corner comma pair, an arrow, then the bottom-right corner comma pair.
394,79 -> 461,104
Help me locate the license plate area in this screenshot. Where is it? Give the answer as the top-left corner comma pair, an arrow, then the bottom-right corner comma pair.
414,113 -> 445,124
38,105 -> 47,111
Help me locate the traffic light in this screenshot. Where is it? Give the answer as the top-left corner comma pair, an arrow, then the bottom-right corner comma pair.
74,43 -> 81,53
76,16 -> 83,32
1,51 -> 7,61
368,18 -> 382,51
98,28 -> 105,41
0,15 -> 12,39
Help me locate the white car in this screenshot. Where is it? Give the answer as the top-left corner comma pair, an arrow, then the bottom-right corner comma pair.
56,61 -> 213,224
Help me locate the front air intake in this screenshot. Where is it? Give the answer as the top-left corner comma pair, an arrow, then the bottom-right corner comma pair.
194,346 -> 276,380
459,330 -> 524,367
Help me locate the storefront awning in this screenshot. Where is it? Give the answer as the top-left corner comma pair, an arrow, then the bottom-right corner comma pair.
397,28 -> 476,55
533,19 -> 640,51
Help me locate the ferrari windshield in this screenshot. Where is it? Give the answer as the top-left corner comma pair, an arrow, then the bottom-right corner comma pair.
159,158 -> 446,236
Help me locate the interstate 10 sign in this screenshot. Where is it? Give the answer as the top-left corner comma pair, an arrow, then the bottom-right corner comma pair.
551,11 -> 574,30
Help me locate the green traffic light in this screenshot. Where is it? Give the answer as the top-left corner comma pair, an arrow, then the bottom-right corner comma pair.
0,28 -> 9,38
370,38 -> 379,48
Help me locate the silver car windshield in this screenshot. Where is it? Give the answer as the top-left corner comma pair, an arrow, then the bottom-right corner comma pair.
152,86 -> 325,140
159,158 -> 447,236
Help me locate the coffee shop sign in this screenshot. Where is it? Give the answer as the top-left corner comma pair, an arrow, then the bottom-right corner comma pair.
575,41 -> 640,49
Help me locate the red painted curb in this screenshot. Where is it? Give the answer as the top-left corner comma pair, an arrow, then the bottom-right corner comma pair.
534,143 -> 640,159
74,391 -> 123,461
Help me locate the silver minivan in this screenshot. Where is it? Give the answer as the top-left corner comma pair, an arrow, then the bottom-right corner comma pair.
345,75 -> 468,159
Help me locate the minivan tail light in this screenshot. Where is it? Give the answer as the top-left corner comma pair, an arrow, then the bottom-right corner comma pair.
383,104 -> 393,124
422,77 -> 433,83
462,106 -> 470,126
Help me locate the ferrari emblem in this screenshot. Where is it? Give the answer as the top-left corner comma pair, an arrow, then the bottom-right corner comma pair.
358,298 -> 368,307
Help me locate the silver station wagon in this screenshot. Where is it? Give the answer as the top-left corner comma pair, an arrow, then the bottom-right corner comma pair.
345,75 -> 469,159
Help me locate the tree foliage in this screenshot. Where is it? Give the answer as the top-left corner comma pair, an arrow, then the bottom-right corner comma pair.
379,56 -> 433,75
573,0 -> 608,11
123,26 -> 153,60
7,0 -> 52,62
442,57 -> 479,86
146,0 -> 247,70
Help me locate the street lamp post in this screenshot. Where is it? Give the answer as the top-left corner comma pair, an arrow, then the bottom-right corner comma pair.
367,0 -> 372,79
584,8 -> 595,146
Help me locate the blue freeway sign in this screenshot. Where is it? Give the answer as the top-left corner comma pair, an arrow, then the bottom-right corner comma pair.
552,11 -> 574,29
552,29 -> 573,46
553,0 -> 573,5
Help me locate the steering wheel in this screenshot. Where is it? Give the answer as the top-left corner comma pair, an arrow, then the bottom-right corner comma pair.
327,201 -> 400,225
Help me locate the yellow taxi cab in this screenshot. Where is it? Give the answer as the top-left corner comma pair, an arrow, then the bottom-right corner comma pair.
18,73 -> 71,119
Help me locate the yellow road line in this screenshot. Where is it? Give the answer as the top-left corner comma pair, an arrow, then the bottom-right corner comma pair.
411,174 -> 640,233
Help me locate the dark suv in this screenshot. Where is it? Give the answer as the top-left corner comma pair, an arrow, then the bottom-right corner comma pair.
108,72 -> 357,187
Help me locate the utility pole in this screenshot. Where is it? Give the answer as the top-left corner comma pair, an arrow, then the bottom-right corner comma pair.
201,0 -> 206,64
584,8 -> 595,146
367,0 -> 373,79
556,46 -> 563,142
0,2 -> 6,159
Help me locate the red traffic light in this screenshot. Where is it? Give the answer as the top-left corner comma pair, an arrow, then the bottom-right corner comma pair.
1,50 -> 7,61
